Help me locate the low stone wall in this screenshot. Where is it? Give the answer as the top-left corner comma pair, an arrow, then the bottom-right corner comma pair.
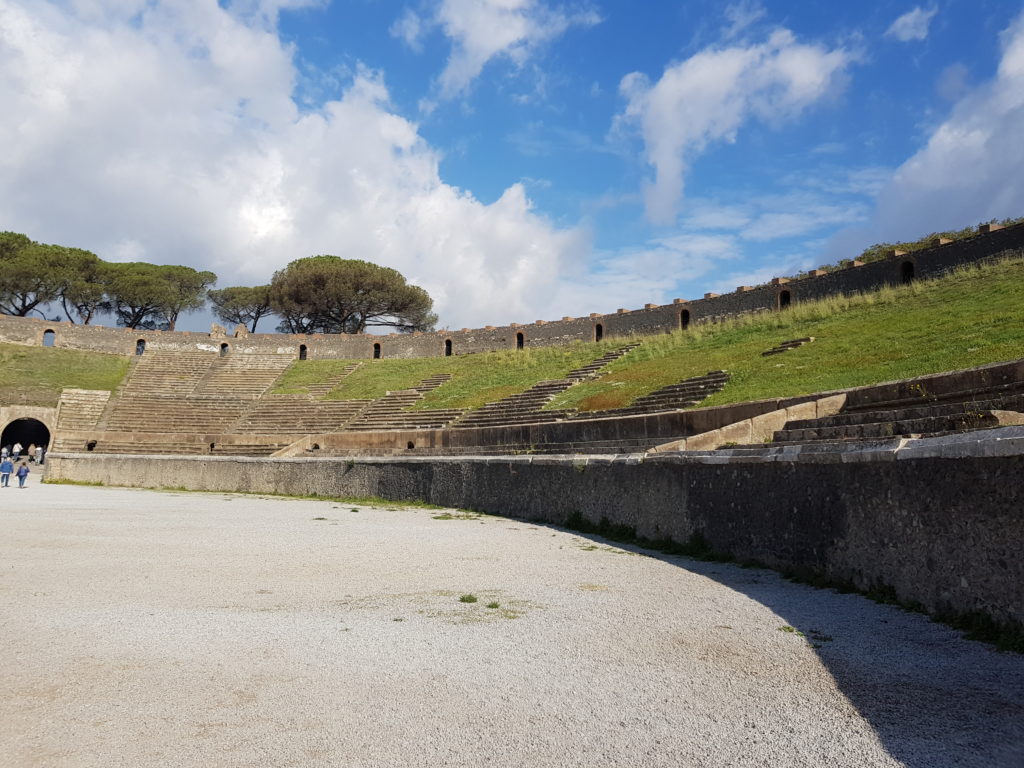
47,426 -> 1024,629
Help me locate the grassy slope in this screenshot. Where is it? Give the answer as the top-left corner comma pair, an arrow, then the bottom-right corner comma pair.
275,255 -> 1024,413
0,344 -> 130,408
273,341 -> 624,410
552,256 -> 1024,412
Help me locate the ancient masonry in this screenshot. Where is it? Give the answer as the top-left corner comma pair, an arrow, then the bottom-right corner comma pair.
0,222 -> 1021,360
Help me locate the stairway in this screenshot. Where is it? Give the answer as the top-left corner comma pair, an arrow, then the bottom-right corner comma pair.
344,374 -> 464,431
451,345 -> 641,429
573,371 -> 731,419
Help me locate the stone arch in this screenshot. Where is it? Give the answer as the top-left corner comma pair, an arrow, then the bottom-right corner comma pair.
516,332 -> 525,350
373,343 -> 382,359
1,417 -> 51,454
594,323 -> 604,342
680,309 -> 691,330
778,290 -> 792,310
219,342 -> 229,356
42,329 -> 55,347
444,339 -> 453,357
901,260 -> 915,284
135,339 -> 146,356
299,344 -> 308,361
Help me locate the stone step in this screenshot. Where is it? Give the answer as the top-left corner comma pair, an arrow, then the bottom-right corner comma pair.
774,410 -> 1024,443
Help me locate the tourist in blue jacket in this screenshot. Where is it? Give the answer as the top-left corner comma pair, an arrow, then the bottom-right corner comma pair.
15,461 -> 29,488
0,457 -> 12,487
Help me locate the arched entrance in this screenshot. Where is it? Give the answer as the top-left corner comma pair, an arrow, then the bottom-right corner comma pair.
1,418 -> 51,454
901,261 -> 915,284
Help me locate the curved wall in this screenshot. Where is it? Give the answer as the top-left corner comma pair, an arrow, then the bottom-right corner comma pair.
2,222 -> 1022,360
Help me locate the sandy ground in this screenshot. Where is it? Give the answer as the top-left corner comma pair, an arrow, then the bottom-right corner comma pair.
0,483 -> 1021,768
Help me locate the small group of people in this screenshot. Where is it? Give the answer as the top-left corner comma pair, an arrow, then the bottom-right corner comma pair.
1,442 -> 44,464
0,442 -> 43,489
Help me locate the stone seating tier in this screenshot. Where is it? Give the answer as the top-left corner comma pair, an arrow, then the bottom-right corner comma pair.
192,353 -> 295,398
770,394 -> 1024,444
235,397 -> 372,434
121,351 -> 217,396
305,363 -> 362,398
56,390 -> 111,431
571,371 -> 730,419
104,396 -> 250,433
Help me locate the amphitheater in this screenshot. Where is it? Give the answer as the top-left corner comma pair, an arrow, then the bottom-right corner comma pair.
2,222 -> 1024,766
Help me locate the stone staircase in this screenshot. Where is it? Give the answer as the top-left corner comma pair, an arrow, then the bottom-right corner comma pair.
306,363 -> 362,398
104,395 -> 250,433
765,394 -> 1024,446
451,345 -> 640,429
121,351 -> 216,397
344,374 -> 464,431
55,389 -> 110,431
234,396 -> 372,434
762,337 -> 815,356
451,379 -> 578,428
192,353 -> 294,398
574,371 -> 731,419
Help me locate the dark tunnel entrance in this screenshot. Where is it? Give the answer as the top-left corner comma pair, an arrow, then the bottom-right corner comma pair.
1,418 -> 51,454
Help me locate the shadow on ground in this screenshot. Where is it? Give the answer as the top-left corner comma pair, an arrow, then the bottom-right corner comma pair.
563,526 -> 1024,768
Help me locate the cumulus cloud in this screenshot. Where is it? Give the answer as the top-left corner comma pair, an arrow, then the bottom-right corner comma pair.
614,28 -> 852,225
394,0 -> 600,102
885,7 -> 937,43
0,0 -> 599,329
866,12 -> 1024,240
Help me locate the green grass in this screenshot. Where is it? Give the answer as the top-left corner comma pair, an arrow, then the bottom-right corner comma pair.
0,343 -> 130,408
273,340 -> 624,410
458,594 -> 478,604
551,255 -> 1024,412
270,255 -> 1024,415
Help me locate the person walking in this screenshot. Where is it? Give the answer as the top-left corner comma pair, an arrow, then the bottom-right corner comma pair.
12,442 -> 22,461
16,461 -> 29,488
1,445 -> 8,460
35,445 -> 44,465
27,443 -> 36,463
0,457 -> 12,487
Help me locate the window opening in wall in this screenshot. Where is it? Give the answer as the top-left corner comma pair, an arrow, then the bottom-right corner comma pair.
901,261 -> 915,284
135,339 -> 146,356
86,440 -> 97,452
209,442 -> 216,453
680,310 -> 691,330
516,332 -> 524,350
444,339 -> 452,356
219,343 -> 229,356
42,329 -> 55,347
594,323 -> 603,342
407,441 -> 415,450
299,344 -> 307,361
373,343 -> 381,359
778,290 -> 792,309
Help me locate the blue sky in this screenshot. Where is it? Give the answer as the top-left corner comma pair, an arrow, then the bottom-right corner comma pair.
1,0 -> 1023,331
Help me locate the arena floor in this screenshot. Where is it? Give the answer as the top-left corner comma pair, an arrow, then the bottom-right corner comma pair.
1,483 -> 1022,767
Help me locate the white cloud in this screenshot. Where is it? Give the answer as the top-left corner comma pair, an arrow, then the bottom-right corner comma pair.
885,7 -> 937,43
863,12 -> 1024,242
0,0 -> 599,330
614,28 -> 852,225
395,0 -> 600,102
722,0 -> 766,40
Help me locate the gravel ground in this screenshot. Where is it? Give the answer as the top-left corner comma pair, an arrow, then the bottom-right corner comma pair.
1,483 -> 1021,768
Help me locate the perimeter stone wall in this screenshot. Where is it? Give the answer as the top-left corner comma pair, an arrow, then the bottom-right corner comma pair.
3,222 -> 1023,360
46,427 -> 1024,629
